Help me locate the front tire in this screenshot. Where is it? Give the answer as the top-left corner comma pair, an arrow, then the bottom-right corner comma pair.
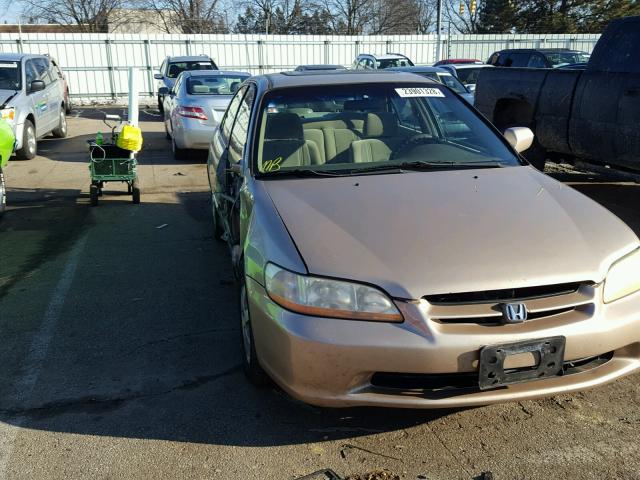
52,109 -> 67,138
158,95 -> 164,113
240,275 -> 270,387
16,120 -> 36,160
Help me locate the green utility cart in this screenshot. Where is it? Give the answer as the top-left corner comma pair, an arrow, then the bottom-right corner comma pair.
88,114 -> 140,206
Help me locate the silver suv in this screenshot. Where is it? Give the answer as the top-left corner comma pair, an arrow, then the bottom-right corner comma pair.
352,53 -> 414,70
0,53 -> 67,159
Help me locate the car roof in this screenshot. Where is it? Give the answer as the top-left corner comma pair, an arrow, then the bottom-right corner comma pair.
296,64 -> 346,70
258,70 -> 438,90
498,48 -> 586,54
386,66 -> 450,74
445,64 -> 493,70
359,53 -> 407,60
0,52 -> 42,61
184,69 -> 249,77
167,55 -> 213,62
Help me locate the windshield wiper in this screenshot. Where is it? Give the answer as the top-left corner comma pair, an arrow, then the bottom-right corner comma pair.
261,168 -> 350,178
397,160 -> 504,170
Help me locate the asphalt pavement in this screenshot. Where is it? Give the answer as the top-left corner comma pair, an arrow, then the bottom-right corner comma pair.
0,107 -> 639,480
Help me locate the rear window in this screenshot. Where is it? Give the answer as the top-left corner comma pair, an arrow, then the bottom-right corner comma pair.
186,75 -> 248,95
455,67 -> 485,85
0,61 -> 21,90
545,51 -> 590,68
377,58 -> 414,69
167,61 -> 216,79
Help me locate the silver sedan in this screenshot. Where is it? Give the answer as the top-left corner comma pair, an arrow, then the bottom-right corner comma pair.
162,70 -> 249,159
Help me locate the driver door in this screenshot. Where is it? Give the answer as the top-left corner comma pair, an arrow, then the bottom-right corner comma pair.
24,60 -> 49,136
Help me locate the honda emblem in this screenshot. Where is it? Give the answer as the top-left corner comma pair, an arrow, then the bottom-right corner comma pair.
500,303 -> 528,323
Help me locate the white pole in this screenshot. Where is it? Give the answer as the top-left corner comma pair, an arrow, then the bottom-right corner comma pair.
128,67 -> 139,127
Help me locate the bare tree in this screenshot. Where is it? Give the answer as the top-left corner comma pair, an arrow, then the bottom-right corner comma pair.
19,0 -> 126,32
324,0 -> 374,34
414,0 -> 437,33
445,0 -> 480,33
144,0 -> 224,33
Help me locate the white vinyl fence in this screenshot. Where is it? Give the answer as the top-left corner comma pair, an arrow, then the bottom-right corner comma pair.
0,32 -> 600,101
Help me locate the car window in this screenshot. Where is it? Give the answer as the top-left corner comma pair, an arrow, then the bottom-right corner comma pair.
544,51 -> 591,68
456,67 -> 483,85
24,60 -> 37,90
527,54 -> 547,68
377,58 -> 413,68
503,53 -> 529,67
50,59 -> 64,79
221,85 -> 247,143
32,58 -> 53,85
228,86 -> 255,164
0,60 -> 21,90
187,75 -> 248,95
167,61 -> 215,79
434,73 -> 468,94
255,83 -> 520,175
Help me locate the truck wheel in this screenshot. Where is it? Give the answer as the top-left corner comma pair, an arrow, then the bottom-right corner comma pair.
52,109 -> 67,138
158,95 -> 164,113
240,272 -> 270,387
0,167 -> 6,218
16,120 -> 36,160
131,178 -> 141,204
524,140 -> 547,171
90,184 -> 99,206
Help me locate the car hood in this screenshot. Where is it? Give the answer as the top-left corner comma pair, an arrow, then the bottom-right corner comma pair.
0,89 -> 19,105
263,166 -> 639,299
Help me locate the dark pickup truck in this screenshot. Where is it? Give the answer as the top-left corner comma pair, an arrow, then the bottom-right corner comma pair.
475,16 -> 640,170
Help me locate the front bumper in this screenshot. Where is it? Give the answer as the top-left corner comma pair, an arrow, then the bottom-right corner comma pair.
247,277 -> 640,408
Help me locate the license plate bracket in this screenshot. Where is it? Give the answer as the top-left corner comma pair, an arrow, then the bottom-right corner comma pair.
478,336 -> 566,390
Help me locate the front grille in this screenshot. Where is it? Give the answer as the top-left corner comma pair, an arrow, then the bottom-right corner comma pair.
370,352 -> 613,393
435,306 -> 576,325
425,282 -> 584,305
425,282 -> 595,326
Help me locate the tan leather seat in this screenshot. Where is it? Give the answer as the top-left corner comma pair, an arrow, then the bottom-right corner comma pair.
351,113 -> 402,164
261,113 -> 321,170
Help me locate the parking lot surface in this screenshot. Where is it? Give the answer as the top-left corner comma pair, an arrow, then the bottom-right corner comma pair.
1,108 -> 639,480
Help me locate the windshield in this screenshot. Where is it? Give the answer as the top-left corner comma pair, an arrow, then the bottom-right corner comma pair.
167,61 -> 215,79
546,52 -> 590,68
255,83 -> 520,176
377,58 -> 414,69
0,61 -> 21,90
420,73 -> 468,95
187,75 -> 248,95
455,67 -> 486,85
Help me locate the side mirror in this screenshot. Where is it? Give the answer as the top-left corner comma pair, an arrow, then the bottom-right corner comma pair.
158,87 -> 169,95
29,80 -> 45,93
504,127 -> 534,153
466,84 -> 476,93
154,73 -> 163,80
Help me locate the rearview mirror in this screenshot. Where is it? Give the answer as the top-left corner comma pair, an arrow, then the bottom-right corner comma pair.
154,73 -> 163,80
158,87 -> 169,95
503,127 -> 534,154
29,80 -> 45,93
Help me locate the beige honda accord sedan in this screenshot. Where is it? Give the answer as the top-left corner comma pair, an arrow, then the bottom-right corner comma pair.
207,71 -> 640,408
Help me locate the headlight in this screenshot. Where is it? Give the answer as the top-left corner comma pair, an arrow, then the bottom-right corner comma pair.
1,108 -> 15,124
603,248 -> 640,303
264,263 -> 403,322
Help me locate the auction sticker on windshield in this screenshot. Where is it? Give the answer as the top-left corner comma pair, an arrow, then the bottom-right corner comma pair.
395,87 -> 445,98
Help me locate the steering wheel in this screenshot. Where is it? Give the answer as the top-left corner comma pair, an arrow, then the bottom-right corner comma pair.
390,134 -> 441,160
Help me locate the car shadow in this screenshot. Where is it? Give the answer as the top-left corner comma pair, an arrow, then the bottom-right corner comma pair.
0,189 -> 454,450
37,131 -> 207,166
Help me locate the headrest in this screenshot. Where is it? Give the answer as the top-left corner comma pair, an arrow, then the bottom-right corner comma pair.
192,85 -> 209,93
265,113 -> 303,140
364,112 -> 398,138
